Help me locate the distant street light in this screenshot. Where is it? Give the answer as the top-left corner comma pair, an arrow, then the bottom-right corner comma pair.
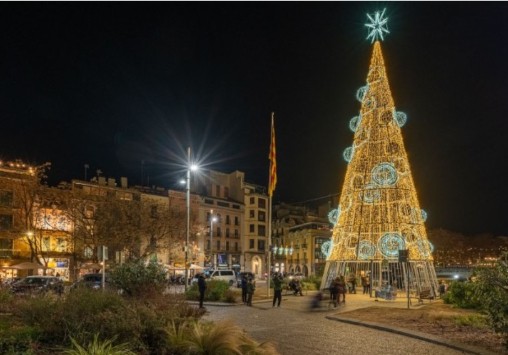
210,211 -> 218,268
185,147 -> 199,291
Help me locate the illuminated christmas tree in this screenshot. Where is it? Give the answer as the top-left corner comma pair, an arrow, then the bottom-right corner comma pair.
322,10 -> 439,298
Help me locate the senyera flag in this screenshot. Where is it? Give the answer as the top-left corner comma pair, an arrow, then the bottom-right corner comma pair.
268,112 -> 277,197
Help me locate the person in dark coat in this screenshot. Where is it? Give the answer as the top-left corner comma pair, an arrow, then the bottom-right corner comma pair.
246,277 -> 256,306
241,275 -> 248,304
197,274 -> 207,309
329,277 -> 340,307
272,273 -> 283,307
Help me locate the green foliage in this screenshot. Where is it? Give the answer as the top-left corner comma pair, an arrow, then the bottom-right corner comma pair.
0,319 -> 40,355
474,253 -> 508,348
165,320 -> 280,355
185,280 -> 232,302
452,314 -> 489,329
63,334 -> 136,355
442,281 -> 481,309
109,259 -> 167,297
302,275 -> 321,290
0,288 -> 14,313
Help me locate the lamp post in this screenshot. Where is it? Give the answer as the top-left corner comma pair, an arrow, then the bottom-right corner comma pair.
184,147 -> 198,291
210,212 -> 217,269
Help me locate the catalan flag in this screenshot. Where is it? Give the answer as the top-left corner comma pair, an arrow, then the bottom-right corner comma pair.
268,112 -> 277,197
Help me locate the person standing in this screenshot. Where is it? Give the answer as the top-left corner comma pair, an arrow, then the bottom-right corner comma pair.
197,274 -> 207,309
246,277 -> 256,306
272,273 -> 283,307
241,275 -> 248,304
337,275 -> 347,304
329,277 -> 340,307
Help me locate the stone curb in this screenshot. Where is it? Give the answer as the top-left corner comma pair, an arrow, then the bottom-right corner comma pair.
326,315 -> 497,355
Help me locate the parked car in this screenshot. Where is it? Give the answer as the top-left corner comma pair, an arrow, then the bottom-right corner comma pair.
10,276 -> 64,296
71,273 -> 110,291
209,269 -> 237,286
236,272 -> 255,288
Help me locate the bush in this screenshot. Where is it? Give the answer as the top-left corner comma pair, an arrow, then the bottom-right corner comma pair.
109,259 -> 168,297
442,281 -> 481,309
302,275 -> 321,290
474,253 -> 508,348
185,280 -> 233,302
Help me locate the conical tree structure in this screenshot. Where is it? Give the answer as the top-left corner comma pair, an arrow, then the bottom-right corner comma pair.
322,41 -> 439,298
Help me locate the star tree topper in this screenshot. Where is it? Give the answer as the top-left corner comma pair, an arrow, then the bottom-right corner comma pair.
365,9 -> 389,43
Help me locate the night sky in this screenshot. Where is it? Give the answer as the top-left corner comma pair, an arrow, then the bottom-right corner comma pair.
0,3 -> 507,236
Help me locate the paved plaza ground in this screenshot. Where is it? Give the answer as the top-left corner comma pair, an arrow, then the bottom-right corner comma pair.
200,282 -> 497,355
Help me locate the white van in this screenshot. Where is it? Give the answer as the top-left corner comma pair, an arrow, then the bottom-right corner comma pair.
209,269 -> 236,286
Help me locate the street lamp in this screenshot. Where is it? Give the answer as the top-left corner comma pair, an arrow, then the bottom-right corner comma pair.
210,212 -> 218,269
185,147 -> 199,291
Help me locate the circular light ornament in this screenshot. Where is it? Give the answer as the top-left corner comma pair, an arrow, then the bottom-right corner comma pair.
328,207 -> 341,225
394,111 -> 407,127
349,115 -> 362,132
378,233 -> 405,258
372,162 -> 398,186
356,85 -> 369,102
321,240 -> 333,258
416,240 -> 434,258
421,209 -> 428,222
343,146 -> 354,163
358,240 -> 376,260
363,183 -> 381,203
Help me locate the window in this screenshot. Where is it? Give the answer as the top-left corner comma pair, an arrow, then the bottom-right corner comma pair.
42,237 -> 51,251
216,240 -> 220,251
224,187 -> 229,199
85,206 -> 94,218
226,241 -> 230,251
258,225 -> 266,236
249,210 -> 255,218
0,214 -> 13,230
204,198 -> 214,205
56,238 -> 67,252
0,190 -> 13,207
217,201 -> 229,208
207,240 -> 211,250
215,185 -> 220,197
150,205 -> 158,218
249,239 -> 255,249
116,191 -> 133,201
249,224 -> 255,233
258,211 -> 265,221
226,228 -> 230,238
235,242 -> 238,251
226,215 -> 230,225
234,229 -> 239,238
0,239 -> 13,258
250,197 -> 255,205
258,198 -> 266,209
258,240 -> 265,251
217,227 -> 222,237
234,216 -> 239,226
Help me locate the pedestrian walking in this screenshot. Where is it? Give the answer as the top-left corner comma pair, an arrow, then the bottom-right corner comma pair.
329,277 -> 340,307
241,275 -> 248,304
347,273 -> 357,294
246,277 -> 256,306
197,274 -> 207,309
361,272 -> 371,294
272,273 -> 283,307
337,275 -> 347,304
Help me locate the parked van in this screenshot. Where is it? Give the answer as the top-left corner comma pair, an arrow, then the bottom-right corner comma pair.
209,269 -> 236,286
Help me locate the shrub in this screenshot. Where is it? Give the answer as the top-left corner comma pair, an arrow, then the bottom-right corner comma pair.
442,281 -> 481,309
63,334 -> 136,355
185,280 -> 231,302
109,258 -> 168,297
474,253 -> 508,348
